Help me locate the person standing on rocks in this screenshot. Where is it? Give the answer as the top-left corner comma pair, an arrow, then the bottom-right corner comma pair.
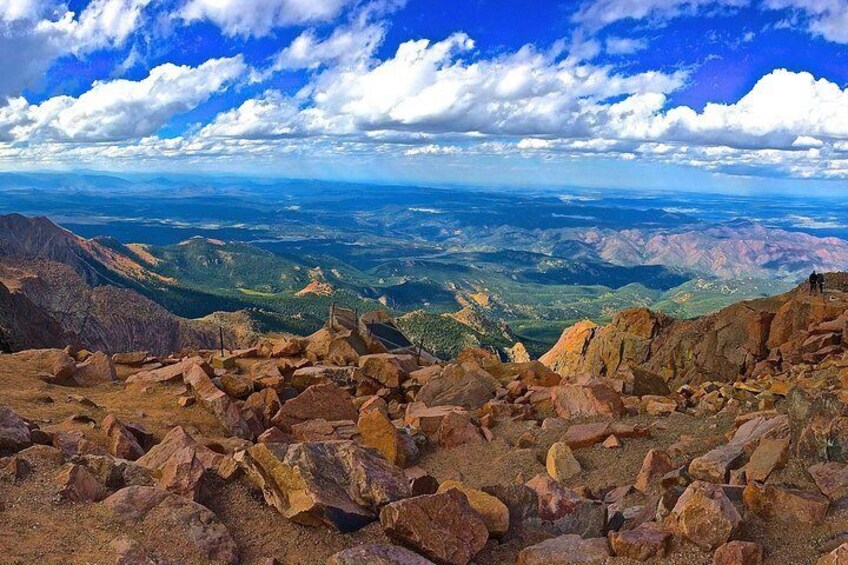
809,270 -> 818,295
818,272 -> 825,295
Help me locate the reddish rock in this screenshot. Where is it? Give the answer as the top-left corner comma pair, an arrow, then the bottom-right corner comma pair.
103,486 -> 238,564
0,456 -> 31,482
73,351 -> 117,386
0,405 -> 32,452
137,426 -> 223,474
517,534 -> 610,565
358,409 -> 418,468
238,441 -> 411,532
271,383 -> 358,432
257,427 -> 289,444
634,449 -> 673,492
550,382 -> 624,420
359,396 -> 390,417
525,473 -> 606,537
159,446 -> 204,501
416,362 -> 499,410
126,356 -> 208,385
358,353 -> 417,388
404,403 -> 466,436
437,480 -> 510,536
406,467 -> 439,496
668,481 -> 742,551
712,541 -> 763,565
185,364 -> 255,440
603,435 -> 621,448
436,411 -> 484,448
55,463 -> 108,502
562,421 -> 649,449
809,462 -> 848,500
244,388 -> 282,429
290,419 -> 358,442
609,522 -> 671,561
111,351 -> 149,366
101,414 -> 145,461
743,482 -> 829,525
326,544 -> 436,565
546,442 -> 581,482
689,445 -> 746,484
380,490 -> 489,565
220,373 -> 254,399
745,437 -> 789,483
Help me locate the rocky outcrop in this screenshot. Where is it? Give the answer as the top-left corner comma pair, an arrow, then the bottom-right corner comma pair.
541,285 -> 848,387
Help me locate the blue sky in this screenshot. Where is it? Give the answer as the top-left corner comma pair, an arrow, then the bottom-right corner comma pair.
2,0 -> 848,191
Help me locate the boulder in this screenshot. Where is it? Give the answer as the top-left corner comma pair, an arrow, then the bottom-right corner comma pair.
809,462 -> 848,500
525,473 -> 606,537
562,422 -> 649,449
689,445 -> 746,484
358,354 -> 417,388
668,481 -> 741,551
712,541 -> 763,565
73,351 -> 117,386
415,362 -> 499,410
380,490 -> 489,565
742,482 -> 829,525
745,438 -> 789,483
517,534 -> 611,565
11,349 -> 76,382
159,446 -> 204,501
404,403 -> 465,436
127,356 -> 208,385
634,449 -> 673,493
185,364 -> 256,440
271,383 -> 358,432
437,480 -> 509,536
436,411 -> 484,448
238,441 -> 410,532
220,373 -> 254,399
111,351 -> 149,366
103,486 -> 238,564
55,463 -> 108,502
616,366 -> 671,397
0,405 -> 32,452
358,410 -> 418,468
244,388 -> 282,429
137,426 -> 223,474
326,544 -> 435,565
0,456 -> 31,482
550,382 -> 624,420
101,414 -> 145,461
609,522 -> 671,561
546,442 -> 581,482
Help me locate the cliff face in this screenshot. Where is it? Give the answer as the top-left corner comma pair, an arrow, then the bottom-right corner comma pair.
542,277 -> 848,387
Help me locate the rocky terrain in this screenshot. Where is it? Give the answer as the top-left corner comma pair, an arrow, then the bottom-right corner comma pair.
0,214 -> 262,355
2,278 -> 848,564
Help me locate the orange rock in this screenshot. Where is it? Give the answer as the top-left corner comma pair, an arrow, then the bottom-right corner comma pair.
634,449 -> 673,492
358,409 -> 418,468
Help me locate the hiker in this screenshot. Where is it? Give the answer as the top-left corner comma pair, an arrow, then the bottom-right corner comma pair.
818,272 -> 826,295
810,270 -> 818,295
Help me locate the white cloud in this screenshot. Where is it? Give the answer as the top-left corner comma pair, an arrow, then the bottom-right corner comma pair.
1,56 -> 246,142
573,0 -> 749,30
0,0 -> 150,98
269,21 -> 385,71
605,36 -> 649,54
764,0 -> 848,43
179,0 -> 355,37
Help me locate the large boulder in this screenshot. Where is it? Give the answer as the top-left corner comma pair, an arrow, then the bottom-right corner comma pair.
237,441 -> 411,532
550,382 -> 624,420
742,482 -> 829,525
437,480 -> 509,536
184,364 -> 256,440
358,353 -> 418,388
73,351 -> 117,386
415,362 -> 499,410
525,473 -> 606,538
55,463 -> 108,502
546,442 -> 581,483
103,486 -> 238,564
667,481 -> 741,551
137,426 -> 223,474
271,383 -> 358,432
0,405 -> 32,452
380,490 -> 489,565
358,409 -> 419,468
101,414 -> 145,461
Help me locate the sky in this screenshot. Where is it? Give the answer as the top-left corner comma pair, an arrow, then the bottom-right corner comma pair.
1,0 -> 848,191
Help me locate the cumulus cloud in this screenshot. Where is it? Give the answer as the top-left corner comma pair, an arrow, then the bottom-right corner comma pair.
179,0 -> 355,37
0,0 -> 150,99
605,36 -> 649,54
1,56 -> 246,142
